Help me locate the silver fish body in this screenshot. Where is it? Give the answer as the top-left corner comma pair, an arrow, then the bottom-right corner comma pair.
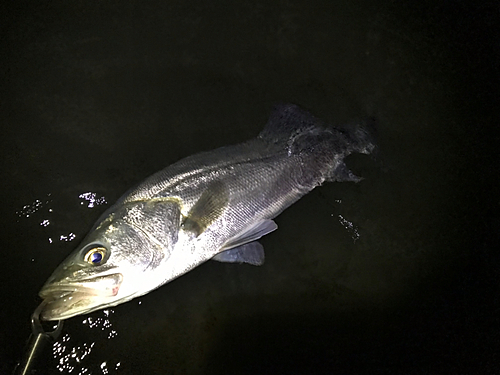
39,104 -> 375,320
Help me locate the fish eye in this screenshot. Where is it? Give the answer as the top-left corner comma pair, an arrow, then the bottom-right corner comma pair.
84,247 -> 107,265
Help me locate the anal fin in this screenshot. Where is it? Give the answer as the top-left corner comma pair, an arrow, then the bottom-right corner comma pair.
212,241 -> 265,266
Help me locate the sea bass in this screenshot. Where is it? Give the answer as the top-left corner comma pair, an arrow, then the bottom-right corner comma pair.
39,104 -> 375,320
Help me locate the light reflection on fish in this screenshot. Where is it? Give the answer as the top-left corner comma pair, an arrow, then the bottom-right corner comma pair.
38,104 -> 375,320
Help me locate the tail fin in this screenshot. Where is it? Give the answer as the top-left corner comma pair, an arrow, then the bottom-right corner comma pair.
340,117 -> 377,156
259,104 -> 376,184
259,103 -> 376,155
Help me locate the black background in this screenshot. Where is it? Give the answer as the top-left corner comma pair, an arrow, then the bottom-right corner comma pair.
1,1 -> 499,374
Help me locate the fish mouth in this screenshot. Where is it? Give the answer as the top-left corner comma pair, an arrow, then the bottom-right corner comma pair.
39,273 -> 123,321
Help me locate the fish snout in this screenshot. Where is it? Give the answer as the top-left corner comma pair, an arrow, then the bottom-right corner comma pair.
38,273 -> 123,321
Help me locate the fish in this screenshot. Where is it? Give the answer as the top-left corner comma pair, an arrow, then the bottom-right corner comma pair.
38,104 -> 375,321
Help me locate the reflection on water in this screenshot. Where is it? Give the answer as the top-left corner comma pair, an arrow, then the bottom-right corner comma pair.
15,191 -> 119,373
58,233 -> 77,242
83,310 -> 118,340
3,0 -> 496,372
53,310 -> 121,374
53,334 -> 94,374
338,214 -> 360,242
79,192 -> 107,209
16,192 -> 107,245
16,194 -> 52,220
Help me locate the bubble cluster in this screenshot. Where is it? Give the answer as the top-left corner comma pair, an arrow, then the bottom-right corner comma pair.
53,333 -> 94,373
338,214 -> 360,242
52,310 -> 121,374
79,192 -> 107,208
82,310 -> 118,339
16,194 -> 52,219
16,199 -> 42,218
60,233 -> 77,242
101,361 -> 108,374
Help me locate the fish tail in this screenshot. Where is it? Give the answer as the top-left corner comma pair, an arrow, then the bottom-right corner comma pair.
259,103 -> 376,185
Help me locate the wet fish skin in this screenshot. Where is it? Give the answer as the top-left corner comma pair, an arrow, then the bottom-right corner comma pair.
38,104 -> 375,321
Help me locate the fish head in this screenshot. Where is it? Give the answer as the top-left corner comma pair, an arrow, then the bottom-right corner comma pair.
39,205 -> 175,321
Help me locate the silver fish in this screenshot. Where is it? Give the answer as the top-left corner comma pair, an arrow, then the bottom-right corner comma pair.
38,104 -> 375,320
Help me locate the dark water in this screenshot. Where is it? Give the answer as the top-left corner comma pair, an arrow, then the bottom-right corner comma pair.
2,1 -> 499,374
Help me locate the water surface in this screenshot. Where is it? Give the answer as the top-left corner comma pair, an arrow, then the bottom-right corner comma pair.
1,1 -> 498,374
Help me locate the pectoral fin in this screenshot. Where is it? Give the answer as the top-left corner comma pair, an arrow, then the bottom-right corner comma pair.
221,219 -> 277,250
182,181 -> 229,237
213,241 -> 265,266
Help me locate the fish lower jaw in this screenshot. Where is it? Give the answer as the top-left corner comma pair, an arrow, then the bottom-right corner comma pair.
38,274 -> 124,321
39,292 -> 98,321
39,273 -> 123,299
